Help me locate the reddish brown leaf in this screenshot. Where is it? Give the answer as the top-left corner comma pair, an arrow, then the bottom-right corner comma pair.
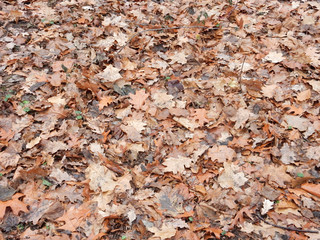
0,193 -> 28,219
301,183 -> 320,198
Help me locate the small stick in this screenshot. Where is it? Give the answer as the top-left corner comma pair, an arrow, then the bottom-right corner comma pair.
115,25 -> 219,55
238,55 -> 247,83
256,211 -> 319,234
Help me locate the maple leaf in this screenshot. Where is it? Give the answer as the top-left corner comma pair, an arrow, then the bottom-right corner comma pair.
98,96 -> 113,110
129,89 -> 149,110
0,193 -> 28,219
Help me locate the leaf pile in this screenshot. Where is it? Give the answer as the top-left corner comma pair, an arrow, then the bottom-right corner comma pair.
1,0 -> 320,239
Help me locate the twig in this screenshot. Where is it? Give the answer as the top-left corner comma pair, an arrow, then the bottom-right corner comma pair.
115,25 -> 219,55
255,211 -> 319,234
238,55 -> 247,83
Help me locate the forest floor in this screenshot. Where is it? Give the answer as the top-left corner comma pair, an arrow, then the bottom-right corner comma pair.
1,0 -> 320,239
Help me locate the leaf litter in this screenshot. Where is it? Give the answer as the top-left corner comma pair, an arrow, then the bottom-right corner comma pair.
0,0 -> 320,239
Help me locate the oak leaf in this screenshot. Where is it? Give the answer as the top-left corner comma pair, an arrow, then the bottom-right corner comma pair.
56,203 -> 91,232
208,145 -> 236,162
218,161 -> 248,191
190,108 -> 209,126
129,89 -> 149,110
98,96 -> 113,110
296,89 -> 311,101
48,72 -> 63,87
96,65 -> 122,82
0,145 -> 20,168
264,51 -> 284,63
147,221 -> 180,240
0,128 -> 14,142
151,91 -> 174,109
0,193 -> 28,219
163,156 -> 193,174
52,58 -> 74,72
309,80 -> 320,92
170,51 -> 188,64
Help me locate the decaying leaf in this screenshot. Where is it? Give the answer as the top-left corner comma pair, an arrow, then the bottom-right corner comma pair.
129,89 -> 149,110
218,162 -> 248,191
2,0 -> 320,238
163,156 -> 193,174
208,145 -> 236,162
263,51 -> 284,63
95,65 -> 122,82
0,193 -> 28,219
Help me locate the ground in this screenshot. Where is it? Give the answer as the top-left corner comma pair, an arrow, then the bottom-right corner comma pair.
0,0 -> 320,239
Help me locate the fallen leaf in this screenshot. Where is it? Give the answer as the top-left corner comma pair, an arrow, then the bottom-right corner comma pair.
0,145 -> 20,168
190,108 -> 209,126
49,168 -> 75,183
147,221 -> 179,240
0,193 -> 28,219
96,65 -> 122,82
208,145 -> 236,162
309,80 -> 320,92
261,199 -> 274,215
264,51 -> 284,63
296,89 -> 311,101
56,203 -> 91,232
129,89 -> 149,110
306,146 -> 320,160
280,143 -> 296,164
218,162 -> 248,191
163,156 -> 193,174
261,84 -> 278,98
98,96 -> 113,110
261,165 -> 292,188
301,183 -> 320,198
283,115 -> 311,132
152,91 -> 175,109
170,51 -> 188,64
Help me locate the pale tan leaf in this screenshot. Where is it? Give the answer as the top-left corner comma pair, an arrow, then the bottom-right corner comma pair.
96,65 -> 122,82
163,156 -> 193,174
296,89 -> 311,101
264,51 -> 284,63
